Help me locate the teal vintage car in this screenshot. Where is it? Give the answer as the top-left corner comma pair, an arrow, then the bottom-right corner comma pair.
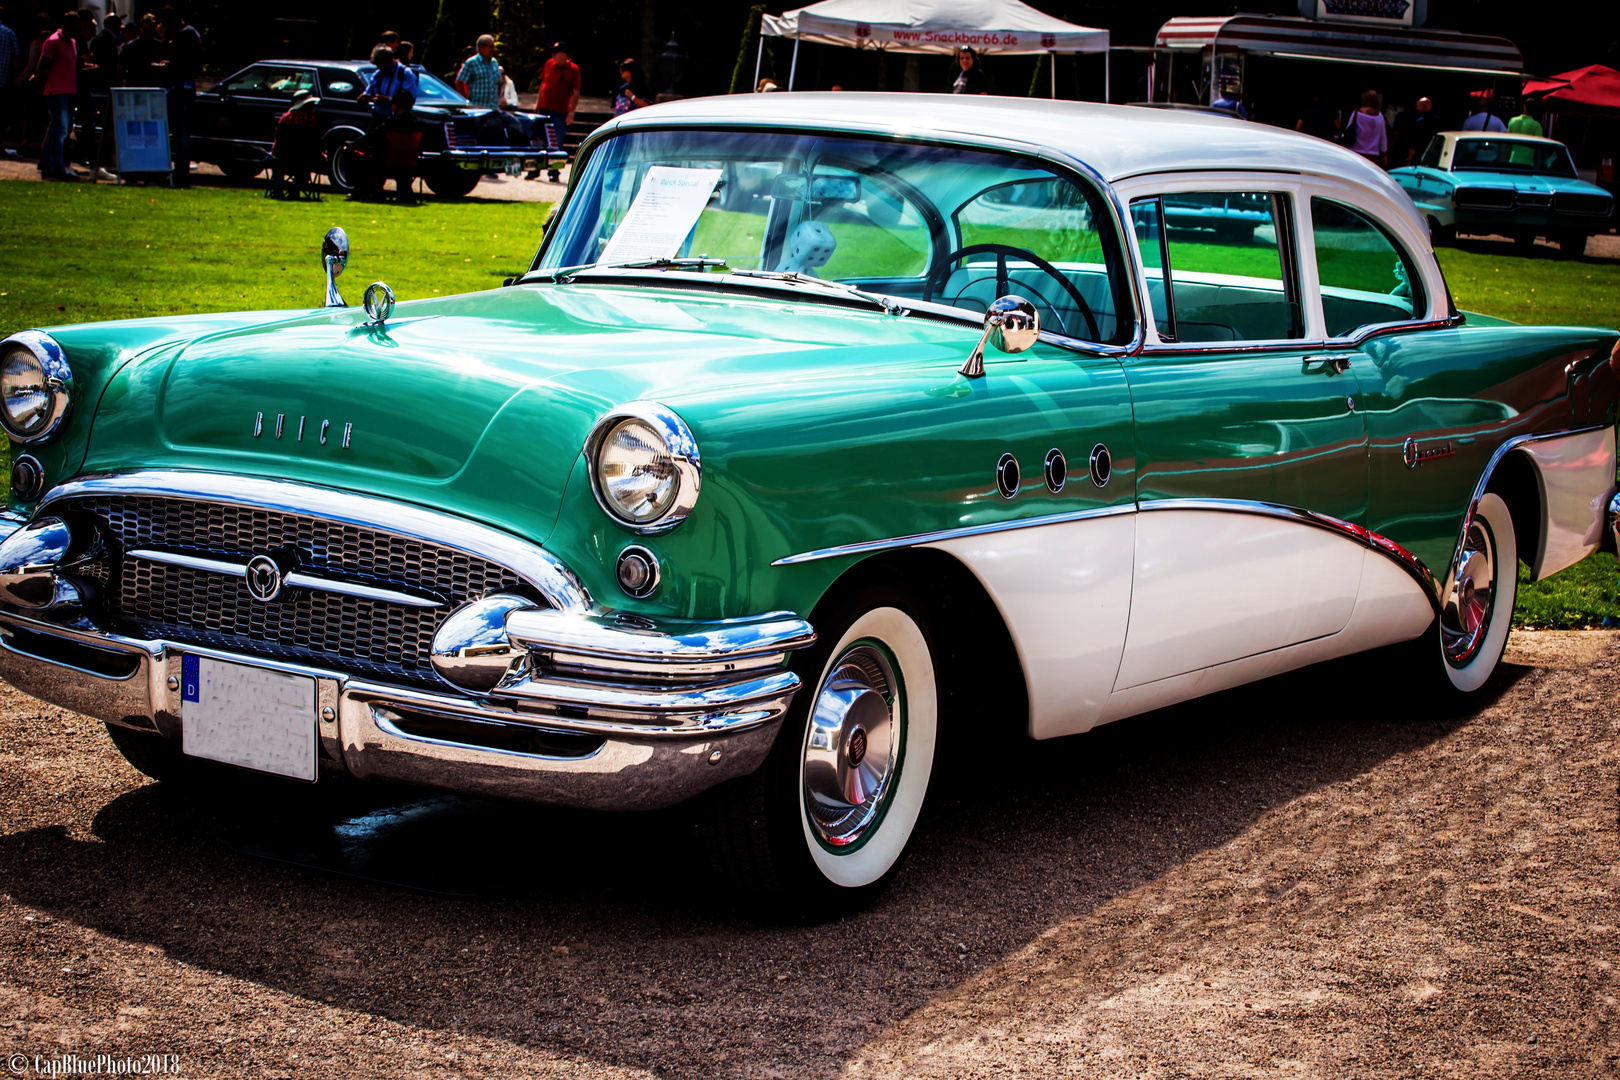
2,96 -> 1617,913
1391,131 -> 1614,254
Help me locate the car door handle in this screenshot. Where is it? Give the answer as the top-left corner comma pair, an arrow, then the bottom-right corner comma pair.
1303,354 -> 1353,376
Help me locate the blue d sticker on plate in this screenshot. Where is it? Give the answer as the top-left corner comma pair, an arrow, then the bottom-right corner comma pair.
182,654 -> 200,703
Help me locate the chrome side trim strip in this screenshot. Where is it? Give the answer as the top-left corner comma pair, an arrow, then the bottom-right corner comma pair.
1136,497 -> 1441,608
128,547 -> 446,609
41,470 -> 592,613
770,503 -> 1137,567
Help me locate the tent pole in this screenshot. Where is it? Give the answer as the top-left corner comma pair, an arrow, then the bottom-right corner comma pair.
1051,52 -> 1057,98
789,31 -> 801,90
753,34 -> 764,91
1104,48 -> 1110,103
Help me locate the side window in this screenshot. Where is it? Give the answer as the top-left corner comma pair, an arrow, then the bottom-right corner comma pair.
1153,191 -> 1300,343
321,71 -> 361,98
1131,198 -> 1174,338
943,178 -> 1117,342
224,66 -> 316,98
1311,198 -> 1424,338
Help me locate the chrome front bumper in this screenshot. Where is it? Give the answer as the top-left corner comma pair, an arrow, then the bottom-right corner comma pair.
0,606 -> 813,812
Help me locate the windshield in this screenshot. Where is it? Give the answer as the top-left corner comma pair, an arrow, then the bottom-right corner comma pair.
537,129 -> 1130,343
1452,138 -> 1576,178
356,65 -> 469,106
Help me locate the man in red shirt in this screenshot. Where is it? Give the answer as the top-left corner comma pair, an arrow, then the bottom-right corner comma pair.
534,40 -> 578,181
33,10 -> 81,179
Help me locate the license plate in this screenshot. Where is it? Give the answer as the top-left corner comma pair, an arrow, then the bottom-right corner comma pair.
181,656 -> 317,781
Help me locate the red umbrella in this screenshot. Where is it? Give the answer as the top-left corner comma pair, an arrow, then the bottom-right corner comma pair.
1523,64 -> 1620,116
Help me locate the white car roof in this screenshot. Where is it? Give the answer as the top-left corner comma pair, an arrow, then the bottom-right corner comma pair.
606,92 -> 1404,190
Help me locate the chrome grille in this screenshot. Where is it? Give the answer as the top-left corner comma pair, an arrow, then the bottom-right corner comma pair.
63,496 -> 528,686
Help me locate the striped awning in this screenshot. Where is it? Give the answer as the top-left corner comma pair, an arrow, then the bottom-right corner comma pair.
1154,15 -> 1523,75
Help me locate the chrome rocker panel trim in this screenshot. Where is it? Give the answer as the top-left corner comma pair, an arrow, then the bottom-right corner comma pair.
39,470 -> 593,614
0,610 -> 788,811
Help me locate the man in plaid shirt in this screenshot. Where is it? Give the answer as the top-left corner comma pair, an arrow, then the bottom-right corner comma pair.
455,35 -> 501,109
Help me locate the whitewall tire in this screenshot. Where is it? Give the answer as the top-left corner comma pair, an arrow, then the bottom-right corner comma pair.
1439,492 -> 1517,693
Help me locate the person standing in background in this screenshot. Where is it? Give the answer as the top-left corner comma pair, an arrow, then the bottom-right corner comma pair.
534,40 -> 578,181
395,40 -> 413,66
156,5 -> 199,187
613,57 -> 648,115
1296,92 -> 1338,140
952,46 -> 987,94
1462,96 -> 1506,132
1398,96 -> 1443,164
86,10 -> 118,180
1344,89 -> 1388,168
1507,98 -> 1543,166
361,44 -> 416,120
455,34 -> 501,108
118,12 -> 161,88
0,12 -> 21,148
32,9 -> 79,179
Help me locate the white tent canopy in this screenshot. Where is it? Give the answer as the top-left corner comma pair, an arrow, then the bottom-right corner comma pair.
762,0 -> 1109,55
757,0 -> 1111,98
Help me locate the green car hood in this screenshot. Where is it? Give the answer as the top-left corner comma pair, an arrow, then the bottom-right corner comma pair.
82,282 -> 985,543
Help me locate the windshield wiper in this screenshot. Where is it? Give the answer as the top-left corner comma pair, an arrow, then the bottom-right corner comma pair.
549,256 -> 729,283
728,269 -> 908,316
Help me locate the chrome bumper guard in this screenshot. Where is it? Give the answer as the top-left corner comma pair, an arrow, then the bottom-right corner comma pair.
0,511 -> 817,811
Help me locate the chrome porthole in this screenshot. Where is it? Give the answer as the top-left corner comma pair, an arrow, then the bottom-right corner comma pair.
1089,443 -> 1112,488
802,643 -> 902,851
1044,448 -> 1066,493
995,453 -> 1020,500
10,454 -> 44,501
1441,514 -> 1496,667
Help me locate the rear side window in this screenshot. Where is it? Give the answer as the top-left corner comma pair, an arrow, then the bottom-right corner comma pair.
1311,198 -> 1424,337
1133,191 -> 1301,343
223,66 -> 316,98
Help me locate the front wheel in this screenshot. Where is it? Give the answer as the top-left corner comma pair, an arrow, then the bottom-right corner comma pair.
1557,232 -> 1588,259
700,588 -> 939,915
1436,492 -> 1517,693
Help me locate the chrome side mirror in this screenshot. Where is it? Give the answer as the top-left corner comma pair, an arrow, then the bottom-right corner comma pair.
322,227 -> 349,308
960,296 -> 1039,378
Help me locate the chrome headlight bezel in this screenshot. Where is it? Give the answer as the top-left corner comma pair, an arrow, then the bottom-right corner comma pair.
584,402 -> 702,534
0,331 -> 72,444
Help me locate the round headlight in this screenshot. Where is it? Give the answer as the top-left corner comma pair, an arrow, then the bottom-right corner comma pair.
599,418 -> 679,523
586,403 -> 702,533
0,332 -> 71,444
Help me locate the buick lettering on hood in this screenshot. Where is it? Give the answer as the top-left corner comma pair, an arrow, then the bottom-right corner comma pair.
2,95 -> 1617,914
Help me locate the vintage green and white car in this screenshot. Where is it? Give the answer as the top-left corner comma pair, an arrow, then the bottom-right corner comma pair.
1391,131 -> 1615,253
2,96 -> 1617,911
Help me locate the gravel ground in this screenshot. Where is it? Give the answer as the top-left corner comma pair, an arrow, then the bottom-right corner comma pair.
1,630 -> 1617,1078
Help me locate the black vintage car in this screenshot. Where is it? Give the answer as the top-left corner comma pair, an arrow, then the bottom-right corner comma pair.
190,59 -> 559,196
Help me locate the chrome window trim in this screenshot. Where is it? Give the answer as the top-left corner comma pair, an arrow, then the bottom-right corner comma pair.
38,470 -> 592,614
529,121 -> 1147,359
0,330 -> 73,445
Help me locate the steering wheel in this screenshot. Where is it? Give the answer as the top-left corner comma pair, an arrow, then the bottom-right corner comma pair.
923,243 -> 1101,342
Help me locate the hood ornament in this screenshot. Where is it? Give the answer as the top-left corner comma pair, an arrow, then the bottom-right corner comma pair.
322,227 -> 349,308
363,282 -> 396,328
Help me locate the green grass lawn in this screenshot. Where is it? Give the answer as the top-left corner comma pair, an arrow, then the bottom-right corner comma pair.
1,182 -> 1617,627
0,183 -> 551,329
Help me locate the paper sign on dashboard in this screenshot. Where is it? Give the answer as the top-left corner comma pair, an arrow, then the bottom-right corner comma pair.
597,166 -> 724,266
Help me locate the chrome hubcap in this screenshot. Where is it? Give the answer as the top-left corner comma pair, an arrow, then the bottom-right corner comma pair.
803,644 -> 900,849
1442,519 -> 1496,665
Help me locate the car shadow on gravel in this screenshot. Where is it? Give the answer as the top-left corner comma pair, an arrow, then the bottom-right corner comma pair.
0,646 -> 1522,1078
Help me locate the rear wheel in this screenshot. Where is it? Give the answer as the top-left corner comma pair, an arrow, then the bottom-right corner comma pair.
700,587 -> 939,916
1436,492 -> 1517,693
424,167 -> 482,198
217,160 -> 265,181
327,136 -> 360,192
